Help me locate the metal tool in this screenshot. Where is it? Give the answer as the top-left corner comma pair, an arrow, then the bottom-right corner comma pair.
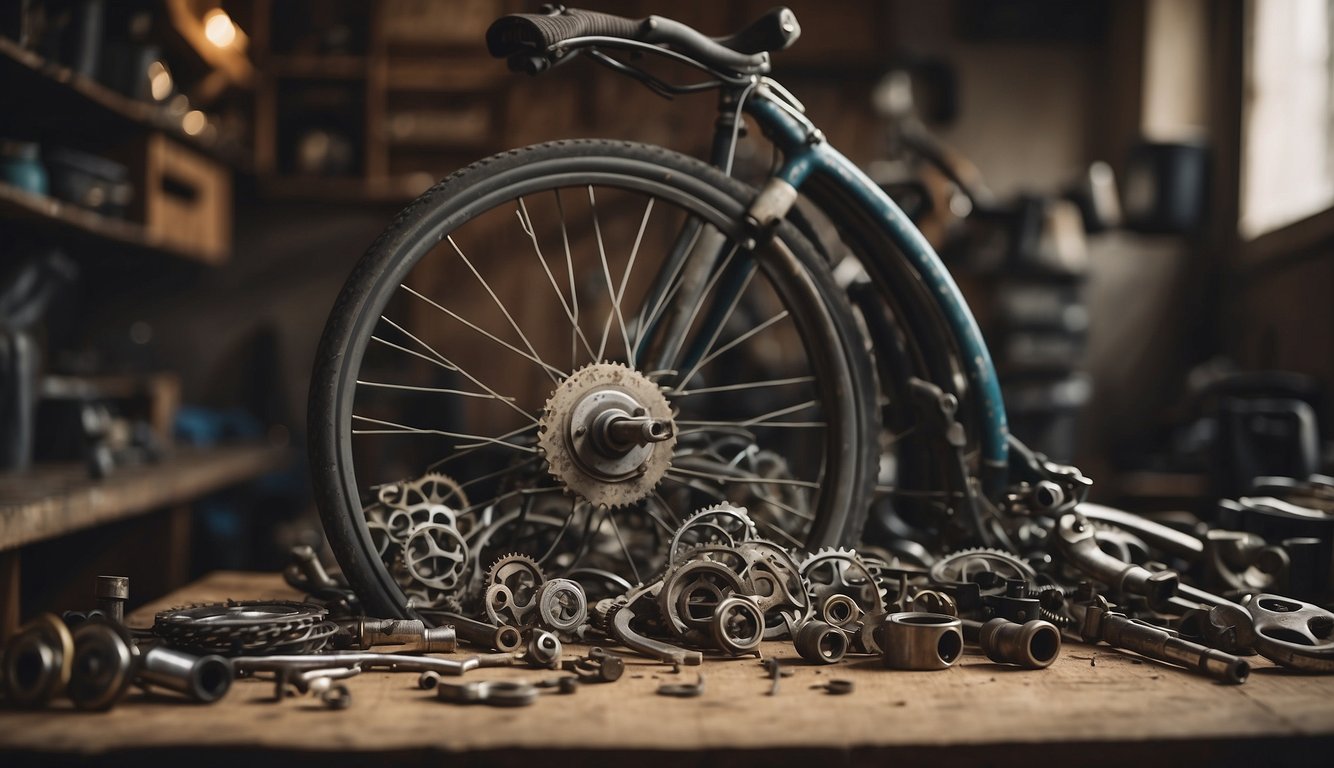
880,612 -> 963,670
1055,513 -> 1179,610
1079,595 -> 1249,684
1245,593 -> 1334,672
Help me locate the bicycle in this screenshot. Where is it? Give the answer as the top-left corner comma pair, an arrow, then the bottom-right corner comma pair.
309,6 -> 1087,619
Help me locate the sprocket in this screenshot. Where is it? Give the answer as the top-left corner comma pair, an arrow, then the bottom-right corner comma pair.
538,362 -> 676,509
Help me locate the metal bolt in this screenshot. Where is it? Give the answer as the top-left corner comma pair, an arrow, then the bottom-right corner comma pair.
94,576 -> 129,624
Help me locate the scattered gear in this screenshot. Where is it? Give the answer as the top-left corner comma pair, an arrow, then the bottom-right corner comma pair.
538,362 -> 676,509
929,547 -> 1036,592
799,547 -> 888,616
668,502 -> 757,563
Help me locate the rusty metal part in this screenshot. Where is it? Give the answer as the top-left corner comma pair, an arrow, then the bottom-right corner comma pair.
351,618 -> 456,653
1079,595 -> 1249,684
964,618 -> 1061,669
880,612 -> 963,670
538,362 -> 676,508
794,620 -> 848,664
820,593 -> 861,629
667,503 -> 757,563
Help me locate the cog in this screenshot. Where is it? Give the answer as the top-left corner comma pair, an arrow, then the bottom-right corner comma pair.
928,546 -> 1035,589
538,362 -> 676,509
667,502 -> 757,564
798,547 -> 888,616
483,553 -> 547,628
401,522 -> 468,592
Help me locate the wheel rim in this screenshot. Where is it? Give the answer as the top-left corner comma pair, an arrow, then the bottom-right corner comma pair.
318,157 -> 869,614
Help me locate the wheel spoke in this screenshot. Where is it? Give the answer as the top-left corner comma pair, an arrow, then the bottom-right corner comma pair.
516,197 -> 597,363
356,380 -> 514,400
379,315 -> 538,425
446,234 -> 560,386
672,376 -> 815,397
684,309 -> 789,376
351,414 -> 536,454
616,197 -> 655,368
675,265 -> 756,389
589,186 -> 631,363
400,285 -> 566,380
666,466 -> 821,490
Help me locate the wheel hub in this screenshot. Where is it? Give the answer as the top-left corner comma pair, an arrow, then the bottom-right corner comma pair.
538,363 -> 676,508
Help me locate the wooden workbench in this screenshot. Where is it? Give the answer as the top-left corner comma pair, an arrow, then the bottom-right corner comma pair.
1,571 -> 1332,767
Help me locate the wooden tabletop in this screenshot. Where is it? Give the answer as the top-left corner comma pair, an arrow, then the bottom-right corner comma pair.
1,571 -> 1332,767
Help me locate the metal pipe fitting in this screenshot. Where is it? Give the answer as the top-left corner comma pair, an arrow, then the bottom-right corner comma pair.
1080,596 -> 1250,684
710,595 -> 764,655
354,618 -> 456,653
137,646 -> 233,702
2,614 -> 73,707
965,618 -> 1062,669
793,620 -> 848,664
881,612 -> 963,671
435,613 -> 523,653
94,576 -> 129,624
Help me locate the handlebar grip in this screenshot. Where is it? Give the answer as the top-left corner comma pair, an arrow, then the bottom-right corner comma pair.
486,9 -> 643,58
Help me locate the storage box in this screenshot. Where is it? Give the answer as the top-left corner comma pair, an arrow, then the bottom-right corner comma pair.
129,134 -> 231,263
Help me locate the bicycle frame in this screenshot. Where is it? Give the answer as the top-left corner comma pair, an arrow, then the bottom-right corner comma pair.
741,87 -> 1010,498
550,36 -> 1011,498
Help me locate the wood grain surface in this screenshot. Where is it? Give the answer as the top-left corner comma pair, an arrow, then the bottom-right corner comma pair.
1,571 -> 1332,767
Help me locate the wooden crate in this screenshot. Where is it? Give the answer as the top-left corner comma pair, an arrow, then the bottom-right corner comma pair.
129,134 -> 232,264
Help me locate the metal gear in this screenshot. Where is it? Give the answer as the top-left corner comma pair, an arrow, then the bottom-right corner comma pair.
538,362 -> 676,509
402,523 -> 468,592
668,502 -> 758,564
799,547 -> 888,617
483,553 -> 547,628
928,547 -> 1036,590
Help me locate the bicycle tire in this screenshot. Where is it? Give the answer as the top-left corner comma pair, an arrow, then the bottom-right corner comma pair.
309,139 -> 879,618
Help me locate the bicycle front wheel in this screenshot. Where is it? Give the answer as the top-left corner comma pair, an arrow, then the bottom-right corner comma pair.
309,139 -> 877,618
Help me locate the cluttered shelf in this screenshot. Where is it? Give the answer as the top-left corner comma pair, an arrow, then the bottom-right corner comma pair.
0,442 -> 290,552
0,36 -> 244,166
0,570 -> 1329,768
0,179 -> 224,264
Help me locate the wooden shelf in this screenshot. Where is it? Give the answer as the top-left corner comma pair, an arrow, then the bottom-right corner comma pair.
0,36 -> 244,166
0,180 -> 227,264
0,442 -> 290,552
